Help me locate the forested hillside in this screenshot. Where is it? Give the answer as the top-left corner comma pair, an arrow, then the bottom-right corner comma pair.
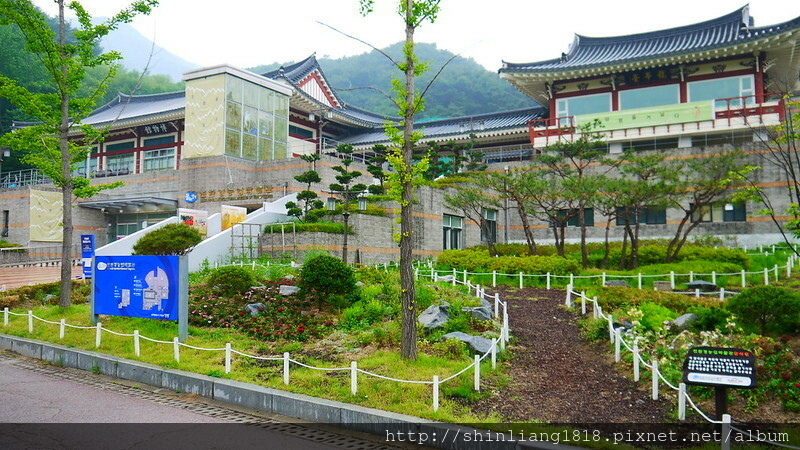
0,14 -> 183,172
250,42 -> 537,119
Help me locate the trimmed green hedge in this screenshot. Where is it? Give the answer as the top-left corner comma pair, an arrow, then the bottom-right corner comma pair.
264,222 -> 348,234
437,249 -> 580,275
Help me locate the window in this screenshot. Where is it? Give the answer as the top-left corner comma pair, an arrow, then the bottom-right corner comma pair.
615,207 -> 667,226
289,125 -> 314,139
442,214 -> 463,250
106,153 -> 135,172
224,75 -> 289,161
618,85 -> 680,110
553,208 -> 594,227
143,135 -> 176,147
556,93 -> 611,118
481,209 -> 497,243
105,140 -> 135,152
142,148 -> 175,172
688,75 -> 755,108
723,203 -> 746,222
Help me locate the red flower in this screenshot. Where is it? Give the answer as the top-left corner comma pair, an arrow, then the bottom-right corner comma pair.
238,312 -> 245,316
297,325 -> 305,333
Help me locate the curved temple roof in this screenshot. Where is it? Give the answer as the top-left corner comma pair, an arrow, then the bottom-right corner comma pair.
500,6 -> 800,101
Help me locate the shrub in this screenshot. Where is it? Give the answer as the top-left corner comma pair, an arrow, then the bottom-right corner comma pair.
726,286 -> 800,335
205,266 -> 256,297
437,249 -> 579,275
638,302 -> 678,331
299,254 -> 357,299
132,223 -> 202,256
688,305 -> 732,332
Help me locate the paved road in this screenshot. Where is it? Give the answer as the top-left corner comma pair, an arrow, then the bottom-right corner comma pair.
0,352 -> 410,450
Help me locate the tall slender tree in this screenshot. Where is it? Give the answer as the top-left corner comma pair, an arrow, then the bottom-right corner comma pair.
360,0 -> 440,360
0,0 -> 158,307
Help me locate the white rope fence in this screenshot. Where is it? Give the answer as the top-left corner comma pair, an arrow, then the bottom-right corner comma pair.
565,287 -> 794,449
1,268 -> 509,412
416,245 -> 797,295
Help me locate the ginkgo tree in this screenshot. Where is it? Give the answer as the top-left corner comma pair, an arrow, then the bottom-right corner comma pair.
0,0 -> 158,308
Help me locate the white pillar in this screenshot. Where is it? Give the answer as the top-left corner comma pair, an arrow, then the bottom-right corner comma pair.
652,358 -> 659,400
59,319 -> 65,339
678,382 -> 686,420
474,355 -> 481,391
95,322 -> 102,348
351,361 -> 358,395
283,352 -> 290,385
433,376 -> 440,411
633,341 -> 640,382
173,337 -> 180,362
225,343 -> 232,374
134,330 -> 141,357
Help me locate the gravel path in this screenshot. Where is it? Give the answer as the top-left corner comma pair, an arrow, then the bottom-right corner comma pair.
472,287 -> 669,423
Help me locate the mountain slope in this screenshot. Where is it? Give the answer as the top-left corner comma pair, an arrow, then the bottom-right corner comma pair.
100,22 -> 197,81
251,43 -> 537,119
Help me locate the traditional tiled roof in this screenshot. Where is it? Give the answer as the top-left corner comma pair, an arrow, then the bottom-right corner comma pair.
84,91 -> 185,127
342,106 -> 547,148
264,54 -> 392,128
500,6 -> 800,101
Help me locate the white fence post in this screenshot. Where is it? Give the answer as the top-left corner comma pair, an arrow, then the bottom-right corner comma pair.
720,289 -> 725,301
491,339 -> 497,369
225,343 -> 232,374
764,268 -> 770,285
452,268 -> 457,286
519,272 -> 524,289
494,294 -> 499,318
689,271 -> 694,283
678,382 -> 686,420
721,414 -> 732,450
670,271 -> 675,290
95,322 -> 102,348
774,264 -> 779,281
351,361 -> 358,395
502,302 -> 509,343
711,271 -> 716,285
492,271 -> 497,287
652,358 -> 659,400
27,310 -> 33,333
695,288 -> 700,298
59,319 -> 65,339
633,341 -> 640,382
741,269 -> 747,288
592,297 -> 598,318
283,352 -> 290,385
602,272 -> 607,286
474,355 -> 481,391
569,273 -> 574,286
414,267 -> 418,280
433,375 -> 440,411
607,314 -> 615,343
3,307 -> 7,326
581,295 -> 586,315
133,330 -> 140,357
463,269 -> 467,285
546,272 -> 551,289
565,287 -> 572,307
173,337 -> 180,362
637,273 -> 642,289
614,328 -> 622,362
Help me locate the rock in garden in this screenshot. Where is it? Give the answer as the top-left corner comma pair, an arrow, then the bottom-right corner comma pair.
613,320 -> 634,332
279,285 -> 300,296
605,280 -> 630,287
441,332 -> 494,354
418,302 -> 450,329
463,305 -> 493,321
244,303 -> 266,316
671,313 -> 697,330
283,274 -> 295,280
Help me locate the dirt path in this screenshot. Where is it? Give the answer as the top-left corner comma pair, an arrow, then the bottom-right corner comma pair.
472,287 -> 669,423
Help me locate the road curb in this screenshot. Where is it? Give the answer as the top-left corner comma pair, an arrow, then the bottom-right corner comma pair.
0,333 -> 579,450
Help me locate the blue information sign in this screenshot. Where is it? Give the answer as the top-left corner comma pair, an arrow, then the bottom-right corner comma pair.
80,235 -> 95,279
93,255 -> 180,321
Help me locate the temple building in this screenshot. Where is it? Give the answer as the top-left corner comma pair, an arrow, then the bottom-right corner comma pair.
1,5 -> 799,265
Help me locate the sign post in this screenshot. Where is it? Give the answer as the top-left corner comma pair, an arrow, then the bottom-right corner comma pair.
92,255 -> 188,341
682,346 -> 757,419
80,235 -> 95,279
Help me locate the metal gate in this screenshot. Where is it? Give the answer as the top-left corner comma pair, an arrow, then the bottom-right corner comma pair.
229,223 -> 263,262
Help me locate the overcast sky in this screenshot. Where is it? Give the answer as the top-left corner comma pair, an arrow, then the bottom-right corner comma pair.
32,0 -> 800,72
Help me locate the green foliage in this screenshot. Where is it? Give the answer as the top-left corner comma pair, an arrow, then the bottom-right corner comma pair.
254,43 -> 534,119
0,240 -> 24,250
726,286 -> 800,335
340,299 -> 395,331
595,244 -> 748,269
637,302 -> 677,331
594,287 -> 720,313
132,223 -> 202,256
437,249 -> 580,275
687,305 -> 732,332
264,221 -> 347,234
205,266 -> 256,297
299,254 -> 357,299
